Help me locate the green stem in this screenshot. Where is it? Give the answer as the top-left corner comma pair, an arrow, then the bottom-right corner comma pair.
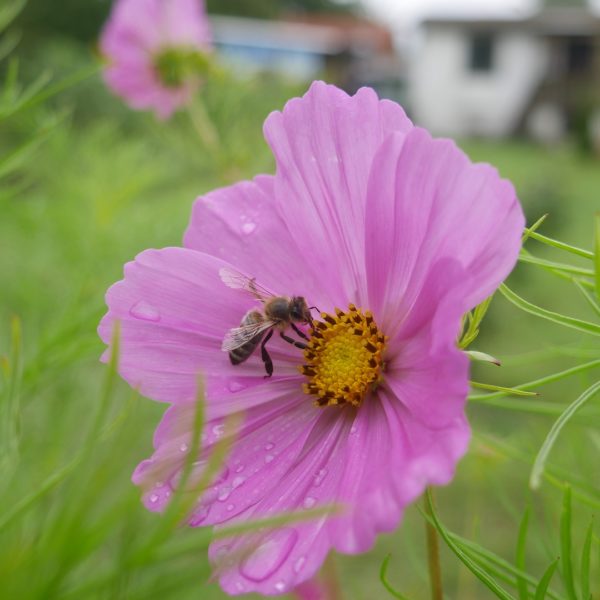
188,98 -> 220,151
425,488 -> 444,600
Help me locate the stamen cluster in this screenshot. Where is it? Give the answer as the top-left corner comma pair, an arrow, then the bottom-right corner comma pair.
300,304 -> 387,407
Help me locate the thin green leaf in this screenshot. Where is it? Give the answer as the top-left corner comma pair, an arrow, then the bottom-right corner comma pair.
525,230 -> 593,260
580,519 -> 593,600
0,0 -> 26,32
518,253 -> 595,278
469,360 -> 600,402
500,284 -> 600,336
594,213 -> 600,300
0,316 -> 22,474
573,279 -> 600,319
534,560 -> 560,600
459,295 -> 494,349
425,489 -> 515,600
530,380 -> 600,489
380,555 -> 412,600
516,508 -> 530,600
449,532 -> 564,600
466,350 -> 501,366
470,381 -> 539,397
522,214 -> 549,242
560,487 -> 577,600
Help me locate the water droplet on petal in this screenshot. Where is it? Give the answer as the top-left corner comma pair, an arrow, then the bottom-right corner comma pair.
350,424 -> 358,435
264,454 -> 274,464
212,424 -> 225,437
189,504 -> 210,526
129,300 -> 160,322
264,442 -> 274,451
294,556 -> 306,573
232,476 -> 245,489
149,493 -> 159,503
179,443 -> 188,452
218,486 -> 231,501
228,380 -> 246,392
242,222 -> 256,234
235,582 -> 245,592
303,496 -> 316,509
227,503 -> 235,511
274,581 -> 286,592
235,464 -> 245,473
241,528 -> 298,582
313,468 -> 328,487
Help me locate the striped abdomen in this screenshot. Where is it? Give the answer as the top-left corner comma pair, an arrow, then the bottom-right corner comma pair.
228,310 -> 268,365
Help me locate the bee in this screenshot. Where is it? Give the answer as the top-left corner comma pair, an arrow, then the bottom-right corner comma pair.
220,268 -> 315,377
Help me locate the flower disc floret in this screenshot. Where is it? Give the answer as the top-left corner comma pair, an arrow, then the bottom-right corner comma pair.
301,304 -> 387,407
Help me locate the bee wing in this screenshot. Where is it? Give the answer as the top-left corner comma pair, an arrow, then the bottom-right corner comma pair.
221,319 -> 276,352
219,267 -> 276,302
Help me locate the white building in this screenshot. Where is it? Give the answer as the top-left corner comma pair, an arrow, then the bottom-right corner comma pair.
410,3 -> 600,141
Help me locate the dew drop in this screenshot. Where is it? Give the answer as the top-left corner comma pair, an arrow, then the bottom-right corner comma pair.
235,464 -> 245,473
264,442 -> 275,451
217,486 -> 231,501
274,581 -> 286,592
129,300 -> 160,322
149,493 -> 159,503
189,504 -> 210,526
303,496 -> 316,509
226,503 -> 235,511
179,442 -> 188,452
241,528 -> 298,582
242,222 -> 256,235
350,424 -> 358,435
313,468 -> 328,487
212,423 -> 225,438
235,582 -> 245,592
232,476 -> 245,489
228,380 -> 246,393
294,556 -> 306,573
264,454 -> 274,464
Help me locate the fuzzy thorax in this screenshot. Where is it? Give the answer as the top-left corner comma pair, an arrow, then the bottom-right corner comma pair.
301,304 -> 387,407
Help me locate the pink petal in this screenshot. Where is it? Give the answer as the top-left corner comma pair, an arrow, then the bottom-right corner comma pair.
98,247 -> 303,403
264,81 -> 412,308
210,409 -> 351,595
365,128 -> 524,337
183,176 -> 328,309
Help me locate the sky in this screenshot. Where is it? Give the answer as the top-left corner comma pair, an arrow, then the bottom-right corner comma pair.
361,0 -> 599,28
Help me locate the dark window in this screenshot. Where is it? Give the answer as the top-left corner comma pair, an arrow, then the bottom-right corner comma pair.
469,33 -> 495,72
567,38 -> 593,74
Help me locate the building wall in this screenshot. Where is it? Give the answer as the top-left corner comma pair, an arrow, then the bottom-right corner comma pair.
410,25 -> 549,138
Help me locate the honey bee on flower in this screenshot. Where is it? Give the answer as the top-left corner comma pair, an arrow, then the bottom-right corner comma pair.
99,81 -> 524,596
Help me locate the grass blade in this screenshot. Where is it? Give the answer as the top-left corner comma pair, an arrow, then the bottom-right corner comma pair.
525,230 -> 593,260
530,380 -> 600,489
534,560 -> 560,600
580,519 -> 593,600
572,279 -> 600,319
594,213 -> 600,300
500,284 -> 600,337
522,214 -> 548,243
469,360 -> 600,402
560,487 -> 577,600
380,555 -> 412,600
425,489 -> 515,600
516,508 -> 530,600
470,381 -> 539,397
518,253 -> 595,278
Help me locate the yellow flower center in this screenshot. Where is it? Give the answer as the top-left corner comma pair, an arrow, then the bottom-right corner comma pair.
300,304 -> 387,408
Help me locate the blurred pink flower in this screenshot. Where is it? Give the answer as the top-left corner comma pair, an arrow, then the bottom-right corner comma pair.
99,81 -> 524,595
100,0 -> 212,119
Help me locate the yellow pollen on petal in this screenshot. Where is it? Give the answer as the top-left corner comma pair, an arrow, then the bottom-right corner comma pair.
300,304 -> 387,408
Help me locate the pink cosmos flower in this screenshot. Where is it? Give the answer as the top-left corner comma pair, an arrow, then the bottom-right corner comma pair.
99,81 -> 524,595
100,0 -> 212,120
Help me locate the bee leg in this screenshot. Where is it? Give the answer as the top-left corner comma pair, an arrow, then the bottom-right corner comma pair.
280,331 -> 307,350
261,329 -> 274,378
291,323 -> 309,341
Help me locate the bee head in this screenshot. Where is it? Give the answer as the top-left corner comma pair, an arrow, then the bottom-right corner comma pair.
289,297 -> 312,323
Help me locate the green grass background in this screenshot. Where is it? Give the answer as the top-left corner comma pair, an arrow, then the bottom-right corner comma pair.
1,36 -> 600,600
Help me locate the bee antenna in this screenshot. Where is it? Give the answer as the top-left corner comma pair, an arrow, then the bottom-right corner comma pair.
309,306 -> 320,313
